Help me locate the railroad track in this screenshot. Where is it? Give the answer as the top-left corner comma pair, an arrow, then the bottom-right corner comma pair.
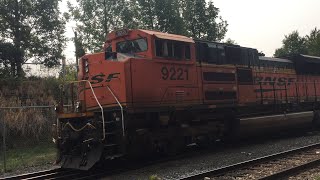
2,130 -> 319,180
0,168 -> 92,180
180,143 -> 320,180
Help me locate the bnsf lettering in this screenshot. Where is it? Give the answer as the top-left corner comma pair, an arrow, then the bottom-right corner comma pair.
91,74 -> 105,84
90,73 -> 120,84
254,76 -> 296,86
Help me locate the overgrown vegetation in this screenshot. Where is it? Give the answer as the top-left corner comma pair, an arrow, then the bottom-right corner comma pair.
0,143 -> 56,173
0,78 -> 61,148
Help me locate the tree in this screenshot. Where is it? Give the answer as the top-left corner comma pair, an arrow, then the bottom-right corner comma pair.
0,42 -> 22,77
154,0 -> 186,35
274,29 -> 320,57
305,28 -> 320,56
135,0 -> 156,29
258,51 -> 265,57
181,0 -> 227,41
0,0 -> 66,77
225,38 -> 237,45
68,0 -> 137,52
68,0 -> 228,52
274,31 -> 307,57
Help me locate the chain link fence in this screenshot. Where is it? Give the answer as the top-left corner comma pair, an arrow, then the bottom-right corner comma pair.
0,79 -> 60,174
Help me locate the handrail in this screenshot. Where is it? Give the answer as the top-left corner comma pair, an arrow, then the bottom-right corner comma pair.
256,80 -> 320,104
61,80 -> 106,141
107,85 -> 125,137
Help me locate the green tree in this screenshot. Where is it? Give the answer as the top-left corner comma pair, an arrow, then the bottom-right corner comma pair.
68,0 -> 137,52
68,0 -> 228,52
0,0 -> 66,77
305,28 -> 320,56
225,38 -> 237,45
154,0 -> 186,35
274,31 -> 307,57
135,0 -> 156,29
181,0 -> 227,41
0,42 -> 23,77
258,51 -> 266,57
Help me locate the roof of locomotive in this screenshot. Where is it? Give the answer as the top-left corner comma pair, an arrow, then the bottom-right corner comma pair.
259,56 -> 293,63
139,29 -> 194,43
277,54 -> 320,64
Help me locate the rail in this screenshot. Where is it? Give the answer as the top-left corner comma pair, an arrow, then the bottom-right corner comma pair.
180,142 -> 320,180
1,168 -> 86,180
107,85 -> 125,137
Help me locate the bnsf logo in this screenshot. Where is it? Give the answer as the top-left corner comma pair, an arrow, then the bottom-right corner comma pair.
254,76 -> 296,86
85,73 -> 120,84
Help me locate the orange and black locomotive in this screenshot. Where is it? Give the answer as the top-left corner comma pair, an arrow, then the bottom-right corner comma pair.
54,29 -> 320,169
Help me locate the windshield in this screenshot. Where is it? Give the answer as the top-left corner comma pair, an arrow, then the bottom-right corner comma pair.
116,38 -> 148,54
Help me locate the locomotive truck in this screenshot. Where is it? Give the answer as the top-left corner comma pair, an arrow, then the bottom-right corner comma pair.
54,29 -> 320,170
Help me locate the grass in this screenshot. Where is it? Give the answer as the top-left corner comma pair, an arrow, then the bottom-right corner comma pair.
0,142 -> 56,174
150,175 -> 161,180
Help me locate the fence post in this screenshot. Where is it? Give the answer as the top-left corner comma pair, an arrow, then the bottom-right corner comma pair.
1,110 -> 6,173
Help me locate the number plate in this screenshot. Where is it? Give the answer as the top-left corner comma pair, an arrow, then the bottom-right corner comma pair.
115,29 -> 129,37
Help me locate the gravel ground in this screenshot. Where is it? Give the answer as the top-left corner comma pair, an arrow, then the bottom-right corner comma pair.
105,131 -> 320,180
289,167 -> 320,180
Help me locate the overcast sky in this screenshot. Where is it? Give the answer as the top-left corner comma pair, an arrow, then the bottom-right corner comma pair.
61,0 -> 320,61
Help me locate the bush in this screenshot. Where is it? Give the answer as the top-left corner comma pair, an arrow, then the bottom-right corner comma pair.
0,78 -> 61,148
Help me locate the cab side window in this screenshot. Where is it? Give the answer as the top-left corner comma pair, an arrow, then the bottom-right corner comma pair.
196,42 -> 226,64
155,39 -> 190,60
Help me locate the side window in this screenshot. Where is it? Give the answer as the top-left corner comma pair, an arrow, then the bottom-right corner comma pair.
116,38 -> 148,53
155,39 -> 163,56
185,45 -> 191,60
155,39 -> 190,60
105,45 -> 112,52
225,46 -> 241,65
195,42 -> 226,64
207,43 -> 218,64
217,45 -> 226,64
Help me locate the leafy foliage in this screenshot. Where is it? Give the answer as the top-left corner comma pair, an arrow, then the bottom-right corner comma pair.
274,29 -> 320,57
224,38 -> 237,45
0,42 -> 23,77
305,28 -> 320,56
0,0 -> 66,77
181,0 -> 227,41
67,0 -> 228,52
68,0 -> 135,52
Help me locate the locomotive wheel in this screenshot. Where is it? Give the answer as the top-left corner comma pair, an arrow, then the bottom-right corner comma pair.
166,136 -> 184,156
224,117 -> 240,143
312,110 -> 320,128
128,130 -> 153,159
196,135 -> 211,148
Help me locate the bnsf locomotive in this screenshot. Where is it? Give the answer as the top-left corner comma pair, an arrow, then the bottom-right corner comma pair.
54,29 -> 320,170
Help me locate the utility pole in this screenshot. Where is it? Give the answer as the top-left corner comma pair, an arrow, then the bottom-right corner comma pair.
1,110 -> 6,173
74,30 -> 79,80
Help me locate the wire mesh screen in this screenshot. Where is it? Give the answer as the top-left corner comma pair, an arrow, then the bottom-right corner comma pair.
0,79 -> 59,175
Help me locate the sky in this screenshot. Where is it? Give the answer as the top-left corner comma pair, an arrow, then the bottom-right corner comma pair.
213,0 -> 320,56
60,0 -> 320,61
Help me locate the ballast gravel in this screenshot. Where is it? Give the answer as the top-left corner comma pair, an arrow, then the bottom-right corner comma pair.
106,131 -> 320,180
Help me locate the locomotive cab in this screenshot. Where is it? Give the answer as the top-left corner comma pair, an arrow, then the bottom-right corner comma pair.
55,29 -> 198,169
